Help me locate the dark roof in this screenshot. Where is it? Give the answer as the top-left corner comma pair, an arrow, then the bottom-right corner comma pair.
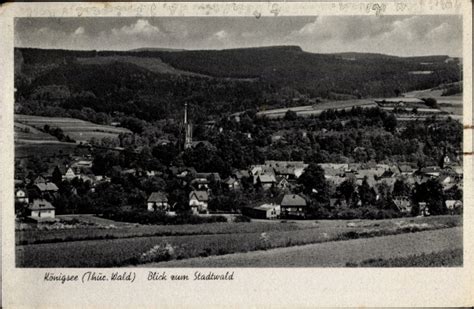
35,182 -> 58,192
148,192 -> 168,203
398,165 -> 413,173
257,174 -> 276,183
224,177 -> 239,185
189,190 -> 209,202
281,194 -> 307,207
29,199 -> 55,210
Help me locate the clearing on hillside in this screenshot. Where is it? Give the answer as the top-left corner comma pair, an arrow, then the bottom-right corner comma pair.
15,114 -> 132,143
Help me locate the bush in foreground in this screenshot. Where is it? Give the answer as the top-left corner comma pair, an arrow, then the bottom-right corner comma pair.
347,248 -> 462,267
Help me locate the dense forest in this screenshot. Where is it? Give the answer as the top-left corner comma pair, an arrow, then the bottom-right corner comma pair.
15,46 -> 462,123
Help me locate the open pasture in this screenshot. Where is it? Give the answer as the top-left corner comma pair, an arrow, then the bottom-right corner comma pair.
256,99 -> 377,119
16,215 -> 461,267
151,227 -> 462,267
15,114 -> 132,142
15,142 -> 79,158
14,122 -> 57,141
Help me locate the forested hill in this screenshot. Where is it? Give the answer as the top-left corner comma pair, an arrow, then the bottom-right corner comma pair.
15,46 -> 461,121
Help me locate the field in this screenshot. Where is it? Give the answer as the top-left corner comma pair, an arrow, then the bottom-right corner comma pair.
77,56 -> 209,77
15,114 -> 132,143
352,248 -> 462,267
16,215 -> 461,267
14,122 -> 57,141
15,142 -> 80,158
404,84 -> 462,116
149,227 -> 462,267
256,99 -> 377,119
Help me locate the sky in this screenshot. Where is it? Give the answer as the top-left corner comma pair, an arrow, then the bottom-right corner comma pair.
15,16 -> 463,57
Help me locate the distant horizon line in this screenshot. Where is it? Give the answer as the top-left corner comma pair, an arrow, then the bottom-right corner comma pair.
14,44 -> 462,59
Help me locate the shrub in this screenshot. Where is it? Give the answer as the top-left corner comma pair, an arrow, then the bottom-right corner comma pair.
139,243 -> 176,263
234,215 -> 251,223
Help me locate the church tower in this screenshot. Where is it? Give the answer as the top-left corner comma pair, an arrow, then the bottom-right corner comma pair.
184,103 -> 193,149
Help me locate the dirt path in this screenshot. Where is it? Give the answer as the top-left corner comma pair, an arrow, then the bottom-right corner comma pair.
143,227 -> 462,267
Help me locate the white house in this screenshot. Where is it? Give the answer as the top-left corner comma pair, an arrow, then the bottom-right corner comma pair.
29,199 -> 55,219
445,200 -> 462,214
62,167 -> 77,181
189,190 -> 209,214
15,189 -> 29,204
147,192 -> 170,212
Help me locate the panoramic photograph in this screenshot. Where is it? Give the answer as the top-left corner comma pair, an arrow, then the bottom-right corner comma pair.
14,16 -> 463,267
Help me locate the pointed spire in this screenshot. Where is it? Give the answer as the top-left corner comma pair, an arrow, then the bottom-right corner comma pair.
184,102 -> 188,124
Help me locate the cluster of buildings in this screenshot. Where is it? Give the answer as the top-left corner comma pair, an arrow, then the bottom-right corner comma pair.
14,156 -> 110,221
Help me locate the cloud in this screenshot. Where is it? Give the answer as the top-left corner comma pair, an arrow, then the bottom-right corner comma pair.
74,27 -> 85,35
111,19 -> 162,38
288,16 -> 462,57
213,30 -> 229,40
14,16 -> 462,56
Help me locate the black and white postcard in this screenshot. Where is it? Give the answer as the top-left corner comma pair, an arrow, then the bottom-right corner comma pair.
1,1 -> 472,307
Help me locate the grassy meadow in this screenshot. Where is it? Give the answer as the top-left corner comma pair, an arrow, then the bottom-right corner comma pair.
16,215 -> 461,267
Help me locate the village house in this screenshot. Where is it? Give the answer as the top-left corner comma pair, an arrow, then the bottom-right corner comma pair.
265,160 -> 308,179
189,190 -> 209,214
196,172 -> 222,183
147,192 -> 170,212
15,188 -> 29,204
233,169 -> 251,180
29,199 -> 56,220
398,164 -> 414,176
255,174 -> 277,190
418,202 -> 430,216
445,200 -> 462,215
280,194 -> 307,219
250,165 -> 275,177
33,175 -> 47,185
276,176 -> 291,192
420,166 -> 441,178
224,177 -> 241,190
34,182 -> 59,198
242,203 -> 280,220
191,178 -> 210,191
392,198 -> 412,214
62,167 -> 77,181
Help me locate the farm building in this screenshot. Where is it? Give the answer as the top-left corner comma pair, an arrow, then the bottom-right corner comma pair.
280,194 -> 307,218
242,203 -> 280,219
147,192 -> 169,212
29,199 -> 55,219
189,190 -> 209,214
15,189 -> 29,204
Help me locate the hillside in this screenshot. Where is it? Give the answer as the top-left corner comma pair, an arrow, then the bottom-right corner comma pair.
15,46 -> 462,121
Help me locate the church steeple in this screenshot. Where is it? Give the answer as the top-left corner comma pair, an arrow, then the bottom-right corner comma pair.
184,103 -> 192,149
